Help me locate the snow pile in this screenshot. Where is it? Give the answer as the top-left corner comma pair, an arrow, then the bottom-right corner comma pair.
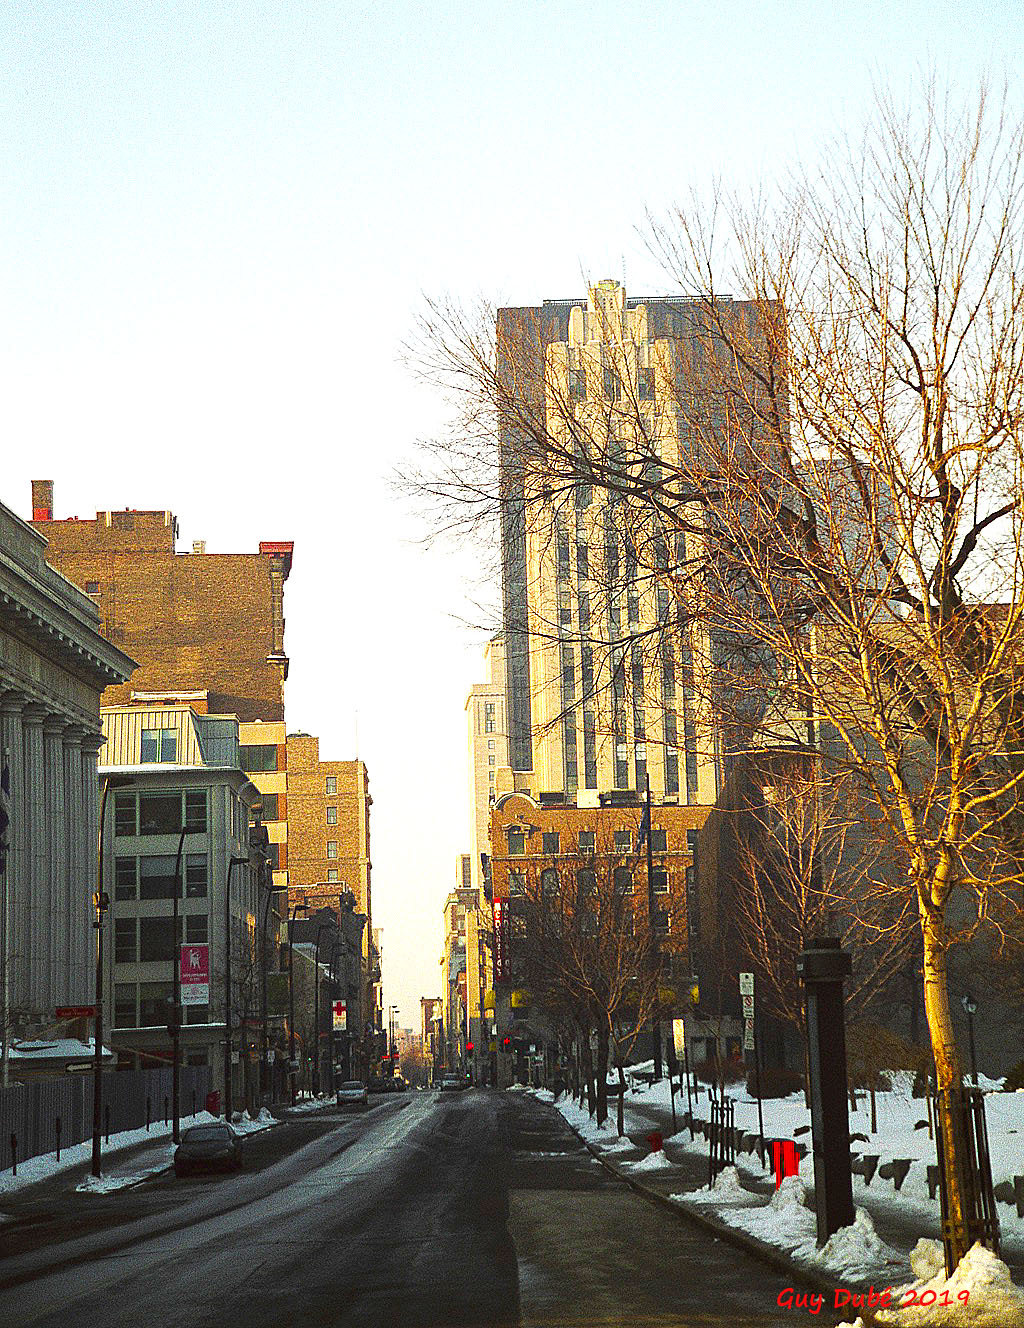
627,1149 -> 677,1173
817,1208 -> 904,1282
76,1165 -> 171,1195
674,1165 -> 753,1206
836,1243 -> 1024,1326
594,1135 -> 636,1155
533,1088 -> 555,1103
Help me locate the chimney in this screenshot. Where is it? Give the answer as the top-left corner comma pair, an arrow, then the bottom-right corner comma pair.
31,480 -> 53,522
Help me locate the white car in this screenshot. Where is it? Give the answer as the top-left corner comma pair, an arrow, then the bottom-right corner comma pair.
336,1080 -> 369,1109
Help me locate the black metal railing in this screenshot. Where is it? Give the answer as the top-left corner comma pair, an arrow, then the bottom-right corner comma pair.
935,1084 -> 1000,1273
708,1093 -> 736,1187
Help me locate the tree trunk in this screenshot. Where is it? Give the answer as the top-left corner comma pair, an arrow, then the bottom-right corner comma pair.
582,1040 -> 595,1117
921,901 -> 972,1269
596,1024 -> 609,1126
617,1064 -> 626,1137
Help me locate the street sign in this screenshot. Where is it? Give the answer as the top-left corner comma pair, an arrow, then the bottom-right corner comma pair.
742,993 -> 755,1017
744,1018 -> 755,1051
56,1005 -> 97,1020
180,944 -> 209,1005
739,972 -> 754,997
65,1061 -> 94,1073
672,1018 -> 686,1060
332,999 -> 347,1031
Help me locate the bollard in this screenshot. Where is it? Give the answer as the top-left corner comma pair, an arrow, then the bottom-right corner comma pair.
10,1131 -> 16,1175
164,1095 -> 169,1125
191,1090 -> 196,1120
146,1096 -> 151,1132
55,1116 -> 62,1163
104,1103 -> 111,1145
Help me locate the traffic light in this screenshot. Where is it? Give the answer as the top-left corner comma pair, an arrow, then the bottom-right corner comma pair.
502,1035 -> 512,1050
466,1041 -> 474,1053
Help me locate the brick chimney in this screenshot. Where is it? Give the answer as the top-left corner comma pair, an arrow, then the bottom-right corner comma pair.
31,480 -> 53,522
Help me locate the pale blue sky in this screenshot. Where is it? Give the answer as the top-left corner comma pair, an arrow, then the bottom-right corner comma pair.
1,2 -> 1018,1025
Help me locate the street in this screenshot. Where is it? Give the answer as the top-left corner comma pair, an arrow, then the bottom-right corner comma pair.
0,1091 -> 840,1328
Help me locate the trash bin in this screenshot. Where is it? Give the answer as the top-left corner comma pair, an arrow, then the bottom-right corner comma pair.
205,1090 -> 220,1116
646,1130 -> 664,1153
769,1138 -> 799,1188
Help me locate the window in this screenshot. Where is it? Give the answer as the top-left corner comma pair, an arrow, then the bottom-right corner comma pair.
139,982 -> 172,1027
327,868 -> 339,882
239,744 -> 277,773
485,702 -> 496,734
327,841 -> 338,859
140,917 -> 177,962
114,793 -> 136,837
185,854 -> 207,899
576,868 -> 597,899
185,914 -> 207,944
613,866 -> 632,896
569,367 -> 586,399
577,830 -> 595,852
140,728 -> 177,763
652,867 -> 669,894
114,984 -> 136,1028
139,793 -> 181,836
654,907 -> 670,932
266,842 -> 280,870
139,855 -> 177,900
85,580 -> 100,594
326,776 -> 337,795
507,828 -> 524,855
603,366 -> 621,400
488,740 -> 495,750
326,806 -> 337,825
508,871 -> 526,896
614,830 -> 632,854
541,868 -> 559,898
542,832 -> 560,856
638,365 -> 654,400
114,857 -> 137,901
114,919 -> 137,963
488,756 -> 495,767
185,790 -> 207,833
185,1004 -> 209,1026
651,828 -> 667,852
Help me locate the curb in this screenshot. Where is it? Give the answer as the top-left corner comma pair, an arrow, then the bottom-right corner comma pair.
552,1104 -> 889,1326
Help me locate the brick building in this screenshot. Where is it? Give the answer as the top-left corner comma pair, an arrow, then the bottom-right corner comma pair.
28,480 -> 293,723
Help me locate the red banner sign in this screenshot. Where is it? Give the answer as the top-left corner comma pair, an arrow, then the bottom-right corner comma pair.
180,944 -> 210,1006
493,898 -> 509,983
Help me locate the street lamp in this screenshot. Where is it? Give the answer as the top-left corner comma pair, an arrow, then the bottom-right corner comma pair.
286,898 -> 306,1105
961,994 -> 978,1086
170,825 -> 188,1144
224,855 -> 249,1122
260,882 -> 287,1103
312,923 -> 334,1096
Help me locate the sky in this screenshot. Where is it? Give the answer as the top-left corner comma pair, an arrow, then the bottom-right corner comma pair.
1,1 -> 1020,1028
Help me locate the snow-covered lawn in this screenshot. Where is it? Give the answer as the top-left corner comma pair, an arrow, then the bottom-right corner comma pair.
0,1107 -> 278,1198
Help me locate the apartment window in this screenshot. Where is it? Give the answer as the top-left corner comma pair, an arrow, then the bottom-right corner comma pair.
114,984 -> 136,1028
254,793 -> 278,822
508,871 -> 526,896
576,868 -> 597,900
139,855 -> 177,900
488,740 -> 495,750
327,868 -> 339,882
613,866 -> 633,897
85,580 -> 100,594
140,728 -> 177,763
240,744 -> 277,773
603,366 -> 621,401
114,857 -> 137,901
654,907 -> 670,933
138,982 -> 172,1027
114,792 -> 137,837
577,830 -> 595,852
326,776 -> 337,795
488,756 -> 495,767
326,807 -> 338,825
652,867 -> 669,894
185,790 -> 207,833
651,828 -> 667,852
327,841 -> 338,859
266,842 -> 281,871
614,830 -> 632,854
540,868 -> 559,898
185,914 -> 207,944
542,832 -> 560,856
569,367 -> 586,399
139,793 -> 181,836
139,917 -> 177,962
507,828 -> 524,855
484,702 -> 496,734
185,854 -> 208,899
114,918 -> 137,964
638,365 -> 655,400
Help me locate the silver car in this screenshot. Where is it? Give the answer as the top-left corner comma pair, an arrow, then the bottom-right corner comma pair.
336,1080 -> 369,1109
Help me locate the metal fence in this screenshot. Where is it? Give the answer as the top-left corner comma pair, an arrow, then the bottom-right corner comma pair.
708,1094 -> 736,1187
1,1065 -> 211,1172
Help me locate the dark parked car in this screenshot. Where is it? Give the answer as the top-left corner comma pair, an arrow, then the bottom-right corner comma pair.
173,1123 -> 242,1177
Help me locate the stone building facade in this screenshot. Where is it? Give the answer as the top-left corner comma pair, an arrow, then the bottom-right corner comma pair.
0,498 -> 135,1037
465,635 -> 509,891
28,481 -> 293,723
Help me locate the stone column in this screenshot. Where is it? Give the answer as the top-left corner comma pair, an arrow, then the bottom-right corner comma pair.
80,735 -> 104,1019
21,704 -> 47,1019
0,692 -> 25,1029
42,715 -> 67,1014
63,727 -> 87,1004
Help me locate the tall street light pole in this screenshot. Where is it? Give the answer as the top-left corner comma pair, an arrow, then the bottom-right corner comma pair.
91,776 -> 114,1179
224,855 -> 248,1122
644,776 -> 662,1081
171,826 -> 187,1144
287,898 -> 305,1106
260,882 -> 287,1103
962,994 -> 979,1086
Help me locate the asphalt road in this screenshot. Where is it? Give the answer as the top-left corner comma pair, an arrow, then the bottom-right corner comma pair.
0,1090 -> 842,1328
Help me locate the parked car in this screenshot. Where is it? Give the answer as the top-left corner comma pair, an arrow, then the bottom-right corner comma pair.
336,1080 -> 369,1109
438,1074 -> 466,1092
367,1076 -> 392,1094
173,1123 -> 242,1177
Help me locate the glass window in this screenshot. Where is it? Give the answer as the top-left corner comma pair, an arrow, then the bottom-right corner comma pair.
508,871 -> 525,896
139,855 -> 177,900
85,580 -> 100,594
114,856 -> 137,901
485,718 -> 495,733
652,867 -> 669,894
239,744 -> 277,773
540,868 -> 559,898
185,789 -> 207,833
141,728 -> 177,763
488,740 -> 495,750
140,917 -> 177,962
576,868 -> 597,898
651,828 -> 667,852
488,756 -> 495,767
266,842 -> 280,870
507,828 -> 524,855
326,776 -> 337,795
614,830 -> 632,853
254,793 -> 278,822
542,832 -> 560,855
139,982 -> 173,1027
114,792 -> 136,837
613,866 -> 632,896
326,806 -> 337,825
327,841 -> 338,859
114,984 -> 136,1028
114,918 -> 137,963
327,868 -> 339,882
185,1004 -> 209,1025
638,365 -> 654,400
185,914 -> 207,944
654,907 -> 670,932
569,367 -> 586,399
139,793 -> 181,836
185,854 -> 207,899
577,830 -> 595,852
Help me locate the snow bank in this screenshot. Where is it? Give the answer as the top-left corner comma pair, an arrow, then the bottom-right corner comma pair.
627,1149 -> 677,1173
835,1243 -> 1024,1326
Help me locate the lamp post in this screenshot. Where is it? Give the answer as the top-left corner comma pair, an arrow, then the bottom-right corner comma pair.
260,882 -> 287,1103
312,923 -> 334,1096
961,994 -> 978,1086
287,898 -> 305,1105
171,826 -> 187,1144
644,776 -> 663,1081
224,855 -> 248,1122
90,776 -> 118,1178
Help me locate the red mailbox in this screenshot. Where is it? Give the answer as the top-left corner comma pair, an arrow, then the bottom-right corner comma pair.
205,1090 -> 221,1117
770,1138 -> 800,1188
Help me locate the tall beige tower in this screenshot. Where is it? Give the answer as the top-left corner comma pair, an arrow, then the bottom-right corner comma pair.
464,634 -> 510,887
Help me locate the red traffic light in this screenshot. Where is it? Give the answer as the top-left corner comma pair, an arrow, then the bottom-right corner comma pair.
502,1036 -> 511,1049
466,1041 -> 474,1052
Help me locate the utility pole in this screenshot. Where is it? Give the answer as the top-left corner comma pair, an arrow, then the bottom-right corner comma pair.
171,826 -> 187,1143
225,856 -> 247,1122
90,777 -> 113,1178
